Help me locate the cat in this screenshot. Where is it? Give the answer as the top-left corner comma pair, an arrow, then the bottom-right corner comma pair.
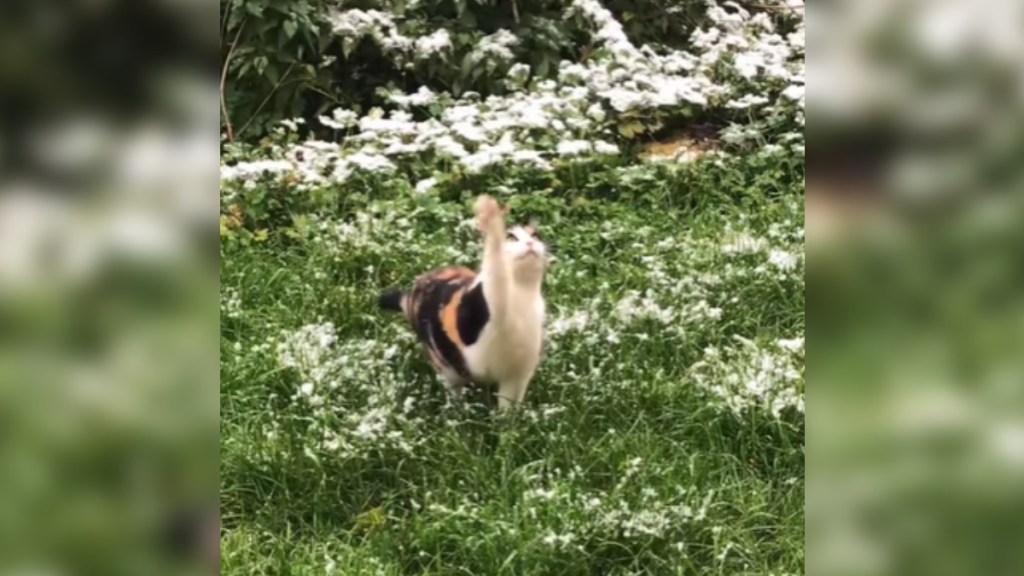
379,195 -> 547,411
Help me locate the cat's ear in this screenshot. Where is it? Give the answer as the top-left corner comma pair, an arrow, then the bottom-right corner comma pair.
526,216 -> 540,234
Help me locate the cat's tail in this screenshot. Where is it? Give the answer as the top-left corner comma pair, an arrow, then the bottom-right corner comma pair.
378,287 -> 405,313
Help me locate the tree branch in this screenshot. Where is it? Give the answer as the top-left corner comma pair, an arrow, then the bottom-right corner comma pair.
220,20 -> 246,143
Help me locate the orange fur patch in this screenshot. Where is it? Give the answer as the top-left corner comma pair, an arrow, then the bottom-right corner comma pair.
440,289 -> 466,349
431,267 -> 475,281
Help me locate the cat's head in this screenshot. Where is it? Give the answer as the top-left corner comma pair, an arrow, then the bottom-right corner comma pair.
503,217 -> 547,284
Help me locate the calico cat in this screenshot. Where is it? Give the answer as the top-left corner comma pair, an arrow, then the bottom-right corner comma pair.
379,195 -> 547,410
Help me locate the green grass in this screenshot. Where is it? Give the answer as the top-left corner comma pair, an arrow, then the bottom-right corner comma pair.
220,159 -> 804,575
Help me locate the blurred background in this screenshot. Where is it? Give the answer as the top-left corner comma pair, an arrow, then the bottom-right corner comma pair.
2,0 -> 1023,573
0,1 -> 218,575
808,0 -> 1024,575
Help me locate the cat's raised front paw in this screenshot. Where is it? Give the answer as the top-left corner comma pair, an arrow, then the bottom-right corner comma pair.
474,195 -> 503,232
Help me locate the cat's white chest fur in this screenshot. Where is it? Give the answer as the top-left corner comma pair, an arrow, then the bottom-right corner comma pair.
465,287 -> 545,385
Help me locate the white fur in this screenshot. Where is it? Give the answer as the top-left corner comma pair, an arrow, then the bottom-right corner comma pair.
464,282 -> 545,409
462,221 -> 547,410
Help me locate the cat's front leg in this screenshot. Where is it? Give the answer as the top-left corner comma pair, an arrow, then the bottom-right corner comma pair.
473,195 -> 510,321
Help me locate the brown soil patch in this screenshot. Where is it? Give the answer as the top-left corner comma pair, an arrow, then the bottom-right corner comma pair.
639,123 -> 720,162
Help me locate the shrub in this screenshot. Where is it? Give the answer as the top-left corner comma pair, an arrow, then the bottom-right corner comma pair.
220,0 -> 803,142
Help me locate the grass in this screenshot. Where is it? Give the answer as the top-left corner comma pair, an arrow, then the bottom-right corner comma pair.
220,158 -> 805,575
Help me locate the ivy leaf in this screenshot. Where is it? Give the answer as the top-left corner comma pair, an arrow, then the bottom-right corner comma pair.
283,20 -> 297,40
253,56 -> 268,75
257,19 -> 277,35
226,11 -> 244,31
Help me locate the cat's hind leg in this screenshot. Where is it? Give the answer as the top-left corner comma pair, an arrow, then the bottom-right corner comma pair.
439,371 -> 469,406
496,377 -> 530,411
446,378 -> 466,401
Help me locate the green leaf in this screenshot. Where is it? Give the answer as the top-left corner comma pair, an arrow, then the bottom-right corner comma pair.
460,52 -> 476,80
264,63 -> 280,84
257,19 -> 277,35
536,57 -> 550,78
283,20 -> 297,40
617,120 -> 645,138
226,10 -> 245,31
318,32 -> 333,52
273,88 -> 291,115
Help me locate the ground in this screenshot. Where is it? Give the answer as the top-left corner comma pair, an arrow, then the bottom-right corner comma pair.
220,156 -> 805,575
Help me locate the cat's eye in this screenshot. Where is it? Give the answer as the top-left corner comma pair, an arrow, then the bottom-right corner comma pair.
506,232 -> 517,241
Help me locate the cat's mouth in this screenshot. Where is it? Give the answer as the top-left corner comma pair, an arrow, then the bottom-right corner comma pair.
517,250 -> 540,260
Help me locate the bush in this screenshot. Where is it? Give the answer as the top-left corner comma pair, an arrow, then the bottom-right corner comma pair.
220,0 -> 803,141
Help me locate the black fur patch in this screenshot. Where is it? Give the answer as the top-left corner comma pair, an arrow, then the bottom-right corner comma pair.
457,282 -> 490,346
379,287 -> 403,312
410,275 -> 474,378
